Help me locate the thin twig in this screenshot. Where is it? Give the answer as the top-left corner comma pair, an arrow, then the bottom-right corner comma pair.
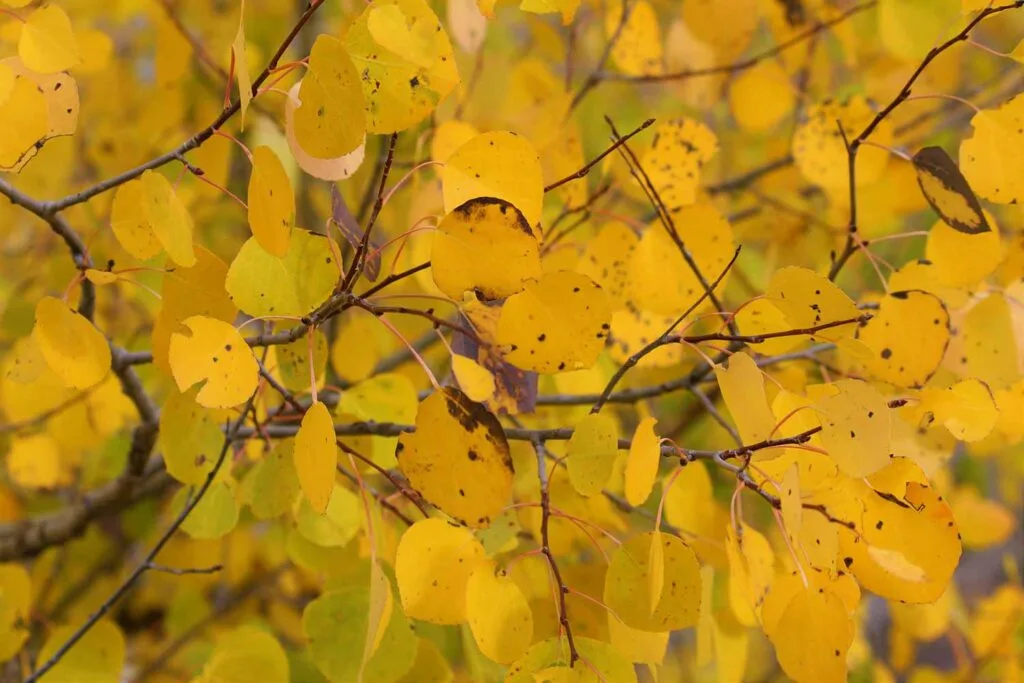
544,118 -> 654,192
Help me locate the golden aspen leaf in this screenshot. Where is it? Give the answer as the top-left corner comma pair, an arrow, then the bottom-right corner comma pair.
604,532 -> 701,632
566,412 -> 618,496
110,178 -> 162,260
767,266 -> 860,336
0,73 -> 48,171
880,0 -> 959,62
641,118 -> 718,210
293,485 -> 362,547
607,616 -> 668,666
793,97 -> 893,192
816,379 -> 891,477
724,522 -> 773,626
951,487 -> 1014,550
273,331 -> 327,393
337,372 -> 417,468
195,625 -> 289,682
225,231 -> 339,318
249,439 -> 300,520
647,529 -> 664,617
395,518 -> 485,624
960,96 -> 1024,204
733,298 -> 803,355
397,638 -> 453,683
920,378 -> 998,442
37,620 -> 124,683
330,310 -> 386,384
431,197 -> 542,300
960,293 -> 1019,389
520,0 -> 579,24
447,0 -> 487,53
609,304 -> 683,368
284,82 -> 366,181
779,463 -> 802,545
7,433 -> 61,489
507,637 -> 637,683
431,119 -> 479,163
84,269 -> 118,285
32,296 -> 111,389
346,0 -> 459,133
605,0 -> 662,76
715,351 -> 776,445
176,476 -> 239,539
501,59 -> 571,148
452,355 -> 496,403
926,215 -> 1003,288
664,462 -> 724,562
168,315 -> 258,408
398,387 -> 513,527
19,5 -> 80,74
466,561 -> 534,663
838,473 -> 961,603
913,146 -> 990,235
231,0 -> 252,128
443,131 -> 544,228
768,586 -> 852,683
295,35 -> 365,159
0,563 -> 31,660
856,290 -> 950,388
728,60 -> 794,132
496,271 -> 612,374
968,585 -> 1024,659
294,401 -> 337,514
159,388 -> 227,485
629,203 -> 734,315
1,58 -> 79,162
247,145 -> 294,257
682,0 -> 758,61
577,221 -> 638,310
140,170 -> 196,267
624,417 -> 660,506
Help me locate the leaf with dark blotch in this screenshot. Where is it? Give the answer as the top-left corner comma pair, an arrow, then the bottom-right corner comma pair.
330,184 -> 381,280
912,146 -> 990,235
452,306 -> 538,416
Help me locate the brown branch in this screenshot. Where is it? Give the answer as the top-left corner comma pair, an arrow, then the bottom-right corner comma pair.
543,118 -> 654,193
342,133 -> 399,293
569,0 -> 636,111
358,262 -> 431,298
144,562 -> 223,576
679,313 -> 870,345
335,441 -> 431,519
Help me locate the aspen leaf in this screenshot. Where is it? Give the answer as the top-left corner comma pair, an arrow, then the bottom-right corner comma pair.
284,82 -> 366,181
231,0 -> 251,128
0,72 -> 47,171
733,298 -> 802,356
641,118 -> 718,210
604,532 -> 701,632
19,5 -> 80,74
767,266 -> 860,336
816,379 -> 891,477
196,626 -> 289,682
960,96 -> 1024,204
346,0 -> 460,133
338,372 -> 417,468
520,0 -> 579,24
919,378 -> 998,442
397,387 -> 513,527
294,401 -> 337,514
605,0 -> 662,76
249,439 -> 300,520
497,271 -> 611,374
159,388 -> 226,485
729,60 -> 794,132
856,290 -> 950,388
466,561 -> 534,663
447,0 -> 487,53
778,464 -> 802,545
110,178 -> 162,261
443,131 -> 544,228
624,416 -> 659,506
507,637 -> 637,683
724,522 -> 773,626
629,203 -> 735,315
225,231 -> 339,318
431,197 -> 542,301
913,146 -> 990,235
431,119 -> 479,163
247,145 -> 294,257
168,316 -> 258,408
0,563 -> 30,660
960,293 -> 1019,389
293,484 -> 362,547
577,221 -> 638,310
7,433 -> 61,489
37,620 -> 124,683
176,476 -> 240,539
951,488 -> 1015,550
395,518 -> 485,624
139,170 -> 196,267
32,296 -> 110,389
452,354 -> 496,403
566,412 -> 618,496
879,0 -> 959,62
273,331 -> 327,393
715,351 -> 776,445
968,585 -> 1024,659
294,35 -> 365,159
793,97 -> 893,192
926,214 -> 1003,288
768,587 -> 853,683
84,269 -> 118,285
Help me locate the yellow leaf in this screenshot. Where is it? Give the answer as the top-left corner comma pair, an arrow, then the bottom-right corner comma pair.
520,0 -> 579,24
110,177 -> 163,260
768,586 -> 853,683
960,95 -> 1024,204
452,355 -> 496,403
913,146 -> 991,236
732,298 -> 802,356
624,417 -> 659,506
447,0 -> 487,53
337,372 -> 417,468
507,637 -> 637,682
140,169 -> 196,267
295,35 -> 365,159
442,131 -> 544,228
19,5 -> 80,74
176,476 -> 240,539
577,221 -> 638,310
7,433 -> 62,489
396,638 -> 453,683
431,119 -> 479,163
293,401 -> 337,514
431,197 -> 542,300
395,518 -> 485,624
231,0 -> 252,128
158,387 -> 227,485
605,0 -> 662,76
0,563 -> 31,660
793,97 -> 893,193
32,296 -> 111,389
346,0 -> 460,133
880,0 -> 959,62
293,484 -> 362,547
368,4 -> 437,68
724,522 -> 773,626
272,331 -> 328,393
168,315 -> 259,408
247,145 -> 294,257
767,266 -> 861,336
968,585 -> 1024,659
195,625 -> 289,682
647,528 -> 664,617
919,378 -> 998,442
926,214 -> 1003,288
816,379 -> 892,477
959,293 -> 1020,389
284,82 -> 366,181
566,412 -> 618,496
728,60 -> 794,132
715,351 -> 776,445
855,290 -> 950,388
641,118 -> 718,210
330,310 -> 385,383
629,203 -> 734,316
37,620 -> 124,683
397,387 -> 513,527
779,463 -> 802,547
249,439 -> 300,520
496,271 -> 612,374
604,531 -> 701,632
225,231 -> 340,318
950,488 -> 1014,550
0,73 -> 48,171
466,561 -> 534,663
84,269 -> 118,285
